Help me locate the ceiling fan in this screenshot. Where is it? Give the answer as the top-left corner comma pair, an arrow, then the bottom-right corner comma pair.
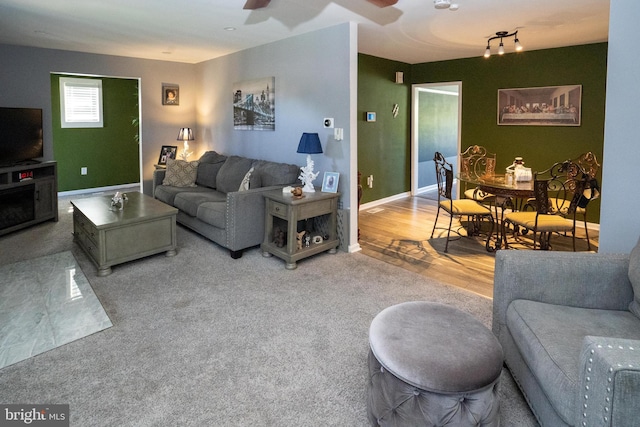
243,0 -> 398,10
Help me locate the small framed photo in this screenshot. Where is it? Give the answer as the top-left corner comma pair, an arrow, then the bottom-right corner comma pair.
322,172 -> 340,193
162,85 -> 179,105
365,112 -> 376,122
158,145 -> 178,165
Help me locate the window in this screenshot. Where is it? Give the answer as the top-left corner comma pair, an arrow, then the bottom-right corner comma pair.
59,77 -> 103,128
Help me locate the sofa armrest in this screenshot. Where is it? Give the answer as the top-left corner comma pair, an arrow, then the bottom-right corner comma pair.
578,336 -> 640,426
225,186 -> 286,251
492,250 -> 633,337
153,169 -> 166,197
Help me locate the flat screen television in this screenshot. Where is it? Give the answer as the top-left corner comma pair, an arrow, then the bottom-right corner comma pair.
0,107 -> 44,167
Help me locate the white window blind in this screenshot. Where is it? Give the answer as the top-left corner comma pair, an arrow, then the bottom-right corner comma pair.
60,77 -> 104,128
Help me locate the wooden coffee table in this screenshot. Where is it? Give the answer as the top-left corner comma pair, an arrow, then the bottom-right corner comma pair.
71,192 -> 178,276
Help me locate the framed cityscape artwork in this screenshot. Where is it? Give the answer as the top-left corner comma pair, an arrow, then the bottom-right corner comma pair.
233,77 -> 275,130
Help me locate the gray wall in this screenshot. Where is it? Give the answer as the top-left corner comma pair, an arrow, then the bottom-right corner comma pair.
599,0 -> 640,253
0,44 -> 196,196
195,23 -> 354,210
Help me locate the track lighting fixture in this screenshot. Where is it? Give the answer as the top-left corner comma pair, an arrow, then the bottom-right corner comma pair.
483,31 -> 523,58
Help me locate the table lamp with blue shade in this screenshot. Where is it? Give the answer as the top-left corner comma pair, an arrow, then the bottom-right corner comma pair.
297,132 -> 323,193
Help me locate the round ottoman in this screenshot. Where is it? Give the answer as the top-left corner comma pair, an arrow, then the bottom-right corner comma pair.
366,301 -> 503,427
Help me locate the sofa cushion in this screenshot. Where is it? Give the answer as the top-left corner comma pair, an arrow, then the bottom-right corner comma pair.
173,191 -> 227,217
251,160 -> 300,187
216,156 -> 254,194
506,299 -> 640,424
163,158 -> 199,187
628,237 -> 640,318
154,185 -> 213,206
197,201 -> 227,228
196,151 -> 227,189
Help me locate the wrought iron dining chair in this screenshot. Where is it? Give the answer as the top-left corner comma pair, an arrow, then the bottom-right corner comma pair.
460,145 -> 497,206
431,152 -> 494,253
568,151 -> 600,250
503,160 -> 589,251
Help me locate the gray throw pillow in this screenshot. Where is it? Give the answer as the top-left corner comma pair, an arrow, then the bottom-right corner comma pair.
628,237 -> 640,318
216,156 -> 253,193
162,158 -> 199,187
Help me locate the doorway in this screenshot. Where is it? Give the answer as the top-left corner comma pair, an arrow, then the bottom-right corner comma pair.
411,82 -> 462,196
51,73 -> 141,193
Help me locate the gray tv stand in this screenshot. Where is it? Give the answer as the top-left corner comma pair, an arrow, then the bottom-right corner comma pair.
0,161 -> 58,236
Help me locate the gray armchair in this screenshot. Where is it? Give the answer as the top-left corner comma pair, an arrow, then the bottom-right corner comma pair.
492,242 -> 640,426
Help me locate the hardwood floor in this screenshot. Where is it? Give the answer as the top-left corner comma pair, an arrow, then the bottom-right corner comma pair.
357,192 -> 599,299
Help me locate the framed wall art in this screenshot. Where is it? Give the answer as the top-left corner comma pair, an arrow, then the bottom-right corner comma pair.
498,85 -> 582,126
158,145 -> 177,165
162,85 -> 179,106
232,77 -> 275,130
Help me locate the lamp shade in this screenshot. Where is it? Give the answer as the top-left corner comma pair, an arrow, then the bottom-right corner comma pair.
177,128 -> 194,141
296,132 -> 323,154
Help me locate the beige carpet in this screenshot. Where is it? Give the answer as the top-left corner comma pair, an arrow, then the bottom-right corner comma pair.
0,194 -> 537,426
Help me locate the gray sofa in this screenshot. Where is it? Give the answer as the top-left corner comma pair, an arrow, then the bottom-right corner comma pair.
153,151 -> 300,258
492,241 -> 640,426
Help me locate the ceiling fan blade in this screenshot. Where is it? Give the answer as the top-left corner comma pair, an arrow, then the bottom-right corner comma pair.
366,0 -> 398,7
243,0 -> 271,10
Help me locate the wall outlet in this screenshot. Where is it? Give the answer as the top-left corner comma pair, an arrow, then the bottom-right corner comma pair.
367,175 -> 374,188
81,167 -> 87,175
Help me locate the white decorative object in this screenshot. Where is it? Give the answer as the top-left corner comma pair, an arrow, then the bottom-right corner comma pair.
505,157 -> 532,181
298,155 -> 319,193
180,140 -> 192,160
110,191 -> 128,211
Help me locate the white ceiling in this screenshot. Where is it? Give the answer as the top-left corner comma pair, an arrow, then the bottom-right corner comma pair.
0,0 -> 610,65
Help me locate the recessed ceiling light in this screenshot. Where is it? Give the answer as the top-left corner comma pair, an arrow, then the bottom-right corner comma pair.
224,27 -> 237,31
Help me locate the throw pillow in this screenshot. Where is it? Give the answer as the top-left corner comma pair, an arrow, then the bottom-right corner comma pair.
239,167 -> 254,191
162,158 -> 199,187
628,237 -> 640,318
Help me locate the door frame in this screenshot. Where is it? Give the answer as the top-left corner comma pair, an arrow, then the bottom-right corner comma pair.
411,81 -> 462,195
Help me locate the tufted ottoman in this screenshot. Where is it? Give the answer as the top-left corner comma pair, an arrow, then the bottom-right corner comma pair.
366,301 -> 503,426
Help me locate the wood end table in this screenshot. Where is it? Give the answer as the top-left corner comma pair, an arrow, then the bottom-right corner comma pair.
261,189 -> 340,269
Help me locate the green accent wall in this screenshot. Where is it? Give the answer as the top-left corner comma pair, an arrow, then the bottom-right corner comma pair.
51,75 -> 140,191
358,54 -> 411,204
358,43 -> 607,222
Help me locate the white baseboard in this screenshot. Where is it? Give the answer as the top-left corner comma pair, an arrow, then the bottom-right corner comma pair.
347,243 -> 362,253
360,191 -> 411,211
59,183 -> 141,197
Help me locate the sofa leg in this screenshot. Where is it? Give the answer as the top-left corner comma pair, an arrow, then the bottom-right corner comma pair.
229,250 -> 243,259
